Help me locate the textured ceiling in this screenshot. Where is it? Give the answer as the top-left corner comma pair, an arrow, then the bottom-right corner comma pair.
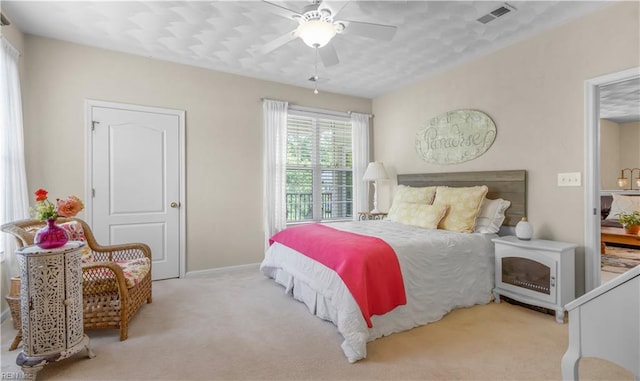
600,78 -> 640,124
1,1 -> 613,99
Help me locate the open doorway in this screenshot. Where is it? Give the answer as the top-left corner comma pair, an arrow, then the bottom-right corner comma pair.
599,77 -> 640,284
585,67 -> 640,291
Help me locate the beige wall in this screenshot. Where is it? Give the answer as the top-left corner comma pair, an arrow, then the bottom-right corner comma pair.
600,119 -> 622,190
619,121 -> 640,178
17,35 -> 371,274
601,120 -> 640,190
372,2 -> 640,294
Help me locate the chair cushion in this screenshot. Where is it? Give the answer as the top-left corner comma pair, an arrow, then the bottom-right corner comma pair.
84,257 -> 151,290
115,257 -> 151,288
59,221 -> 94,263
58,220 -> 151,288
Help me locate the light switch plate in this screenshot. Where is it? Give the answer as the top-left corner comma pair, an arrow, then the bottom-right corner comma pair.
558,172 -> 581,187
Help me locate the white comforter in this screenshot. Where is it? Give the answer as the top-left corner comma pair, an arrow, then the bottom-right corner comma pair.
260,220 -> 496,362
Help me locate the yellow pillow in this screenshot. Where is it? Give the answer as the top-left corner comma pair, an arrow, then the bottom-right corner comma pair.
391,185 -> 437,204
433,186 -> 489,233
388,202 -> 447,229
387,185 -> 437,220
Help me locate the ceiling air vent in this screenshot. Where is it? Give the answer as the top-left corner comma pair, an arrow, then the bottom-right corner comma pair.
477,3 -> 516,24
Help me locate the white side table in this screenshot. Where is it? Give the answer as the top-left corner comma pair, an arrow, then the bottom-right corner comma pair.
16,242 -> 95,380
492,236 -> 576,323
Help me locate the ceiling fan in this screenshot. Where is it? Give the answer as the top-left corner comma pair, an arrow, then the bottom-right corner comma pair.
260,0 -> 397,67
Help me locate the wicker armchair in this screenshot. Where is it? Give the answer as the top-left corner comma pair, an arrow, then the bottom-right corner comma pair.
1,218 -> 152,341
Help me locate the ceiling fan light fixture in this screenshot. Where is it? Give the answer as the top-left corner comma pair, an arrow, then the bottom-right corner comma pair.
296,19 -> 336,48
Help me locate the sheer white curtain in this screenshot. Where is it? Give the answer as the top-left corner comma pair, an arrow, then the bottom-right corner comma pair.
1,37 -> 30,277
351,112 -> 370,220
262,99 -> 288,248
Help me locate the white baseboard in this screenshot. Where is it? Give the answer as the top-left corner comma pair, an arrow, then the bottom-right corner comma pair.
185,263 -> 260,278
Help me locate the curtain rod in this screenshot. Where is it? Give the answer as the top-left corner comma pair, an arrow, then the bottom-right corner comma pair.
261,98 -> 373,118
347,110 -> 374,118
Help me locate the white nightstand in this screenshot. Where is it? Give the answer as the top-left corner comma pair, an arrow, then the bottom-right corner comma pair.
492,236 -> 576,323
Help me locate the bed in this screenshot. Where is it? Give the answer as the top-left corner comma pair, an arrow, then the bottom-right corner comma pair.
260,170 -> 527,362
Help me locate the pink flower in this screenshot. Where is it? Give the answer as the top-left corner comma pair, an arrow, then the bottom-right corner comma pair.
57,196 -> 85,217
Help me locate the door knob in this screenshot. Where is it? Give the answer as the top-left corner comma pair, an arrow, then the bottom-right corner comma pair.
170,202 -> 180,208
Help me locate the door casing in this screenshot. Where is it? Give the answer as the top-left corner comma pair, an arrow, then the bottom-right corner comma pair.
584,67 -> 640,292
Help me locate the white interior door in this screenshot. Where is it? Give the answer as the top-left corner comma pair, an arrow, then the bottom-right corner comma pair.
88,102 -> 184,280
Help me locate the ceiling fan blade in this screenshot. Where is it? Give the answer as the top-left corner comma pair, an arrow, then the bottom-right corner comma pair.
260,30 -> 298,55
261,0 -> 302,20
318,42 -> 339,67
339,20 -> 397,41
317,0 -> 349,18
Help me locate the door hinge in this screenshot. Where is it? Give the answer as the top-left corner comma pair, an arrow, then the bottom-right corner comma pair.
92,188 -> 95,198
91,121 -> 100,131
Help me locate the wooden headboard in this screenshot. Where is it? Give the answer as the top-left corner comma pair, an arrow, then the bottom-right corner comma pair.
397,170 -> 527,227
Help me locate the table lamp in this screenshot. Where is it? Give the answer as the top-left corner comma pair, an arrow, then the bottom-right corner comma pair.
362,161 -> 389,213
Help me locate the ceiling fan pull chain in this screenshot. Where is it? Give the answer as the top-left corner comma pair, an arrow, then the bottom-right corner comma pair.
314,47 -> 319,94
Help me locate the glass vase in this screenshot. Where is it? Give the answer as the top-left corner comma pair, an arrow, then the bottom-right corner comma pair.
34,218 -> 69,249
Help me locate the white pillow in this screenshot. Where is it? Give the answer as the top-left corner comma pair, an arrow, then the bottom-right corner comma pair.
474,198 -> 512,234
605,194 -> 640,221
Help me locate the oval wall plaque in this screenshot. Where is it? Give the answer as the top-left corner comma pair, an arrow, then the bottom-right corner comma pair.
415,109 -> 496,165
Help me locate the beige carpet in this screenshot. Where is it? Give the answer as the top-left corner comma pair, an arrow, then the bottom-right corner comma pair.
1,267 -> 633,381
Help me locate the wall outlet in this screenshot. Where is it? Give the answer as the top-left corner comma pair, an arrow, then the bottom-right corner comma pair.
558,172 -> 581,187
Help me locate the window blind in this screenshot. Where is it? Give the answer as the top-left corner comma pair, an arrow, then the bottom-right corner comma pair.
286,113 -> 353,223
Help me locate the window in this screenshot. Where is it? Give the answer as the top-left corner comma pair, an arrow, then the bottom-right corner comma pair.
286,111 -> 352,223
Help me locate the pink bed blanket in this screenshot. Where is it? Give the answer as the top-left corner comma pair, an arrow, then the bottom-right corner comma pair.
269,223 -> 406,328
